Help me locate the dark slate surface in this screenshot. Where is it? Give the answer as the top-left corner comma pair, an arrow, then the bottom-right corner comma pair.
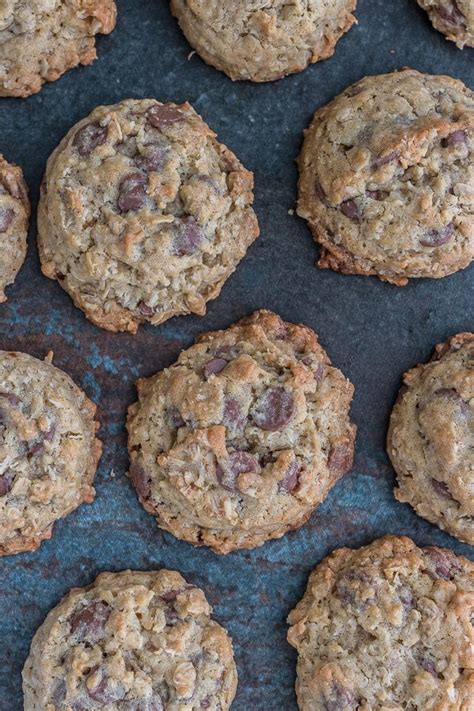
0,1 -> 472,708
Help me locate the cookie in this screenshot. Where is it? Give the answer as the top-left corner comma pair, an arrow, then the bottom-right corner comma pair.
388,333 -> 474,545
38,99 -> 259,334
288,535 -> 474,710
127,310 -> 356,554
0,153 -> 29,302
0,350 -> 101,556
417,0 -> 474,48
170,0 -> 356,83
297,69 -> 474,285
22,569 -> 237,710
0,0 -> 116,97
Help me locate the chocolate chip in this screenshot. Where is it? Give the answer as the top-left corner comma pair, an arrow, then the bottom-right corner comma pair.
442,129 -> 467,147
419,657 -> 439,678
70,600 -> 110,642
371,150 -> 400,169
171,217 -> 204,256
301,356 -> 325,383
346,85 -> 364,98
135,145 -> 166,172
0,206 -> 14,233
398,586 -> 414,608
203,358 -> 227,380
161,588 -> 181,603
328,443 -> 353,477
366,189 -> 388,201
167,407 -> 185,429
278,460 -> 301,493
431,478 -> 456,501
322,683 -> 358,711
252,387 -> 295,431
420,222 -> 454,247
0,471 -> 13,496
137,301 -> 155,316
216,451 -> 258,492
437,1 -> 466,26
130,463 -> 151,500
222,396 -> 245,433
423,547 -> 462,580
0,391 -> 21,406
118,173 -> 150,213
86,667 -> 125,703
73,122 -> 108,156
27,439 -> 44,456
336,568 -> 374,607
147,104 -> 185,128
339,199 -> 360,222
433,387 -> 469,415
315,181 -> 328,203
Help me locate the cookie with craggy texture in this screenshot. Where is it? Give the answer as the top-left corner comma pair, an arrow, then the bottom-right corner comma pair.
388,333 -> 474,545
170,0 -> 356,83
127,310 -> 356,554
297,69 -> 474,285
23,569 -> 237,710
0,350 -> 101,556
288,535 -> 474,710
38,99 -> 259,333
417,0 -> 474,48
0,0 -> 116,97
0,153 -> 29,302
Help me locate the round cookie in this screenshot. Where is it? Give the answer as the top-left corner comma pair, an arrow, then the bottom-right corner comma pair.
417,0 -> 474,48
388,333 -> 474,545
0,1 -> 116,97
0,350 -> 101,556
22,569 -> 237,710
0,153 -> 29,302
297,69 -> 474,285
170,0 -> 356,83
127,310 -> 356,554
38,99 -> 259,334
288,535 -> 474,710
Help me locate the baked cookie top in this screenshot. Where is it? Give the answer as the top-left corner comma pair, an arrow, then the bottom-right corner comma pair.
0,0 -> 116,97
0,350 -> 101,556
0,153 -> 29,302
288,535 -> 474,711
127,310 -> 355,554
417,0 -> 474,48
23,569 -> 237,711
38,99 -> 259,333
297,69 -> 474,285
388,333 -> 474,545
170,0 -> 356,83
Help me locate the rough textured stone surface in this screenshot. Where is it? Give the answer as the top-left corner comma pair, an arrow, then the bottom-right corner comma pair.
0,1 -> 472,709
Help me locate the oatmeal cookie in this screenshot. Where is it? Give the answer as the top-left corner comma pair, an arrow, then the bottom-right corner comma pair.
0,152 -> 29,302
38,99 -> 259,333
417,0 -> 474,48
388,333 -> 474,545
127,310 -> 356,553
297,69 -> 474,285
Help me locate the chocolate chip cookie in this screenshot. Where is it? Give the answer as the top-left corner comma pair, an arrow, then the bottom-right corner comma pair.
417,1 -> 474,48
288,535 -> 474,710
127,310 -> 356,554
23,569 -> 237,710
0,0 -> 116,97
0,350 -> 101,556
297,69 -> 474,285
170,0 -> 356,83
0,153 -> 29,302
388,333 -> 474,545
38,99 -> 259,333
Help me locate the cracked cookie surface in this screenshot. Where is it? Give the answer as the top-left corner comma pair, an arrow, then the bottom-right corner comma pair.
0,0 -> 116,97
388,333 -> 474,545
288,535 -> 474,711
38,99 -> 259,333
170,0 -> 356,83
297,69 -> 474,285
0,153 -> 29,302
127,310 -> 356,554
23,569 -> 237,711
0,350 -> 101,556
417,0 -> 474,48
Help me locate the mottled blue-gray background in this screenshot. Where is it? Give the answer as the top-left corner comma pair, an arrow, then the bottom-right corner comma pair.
0,1 -> 472,709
